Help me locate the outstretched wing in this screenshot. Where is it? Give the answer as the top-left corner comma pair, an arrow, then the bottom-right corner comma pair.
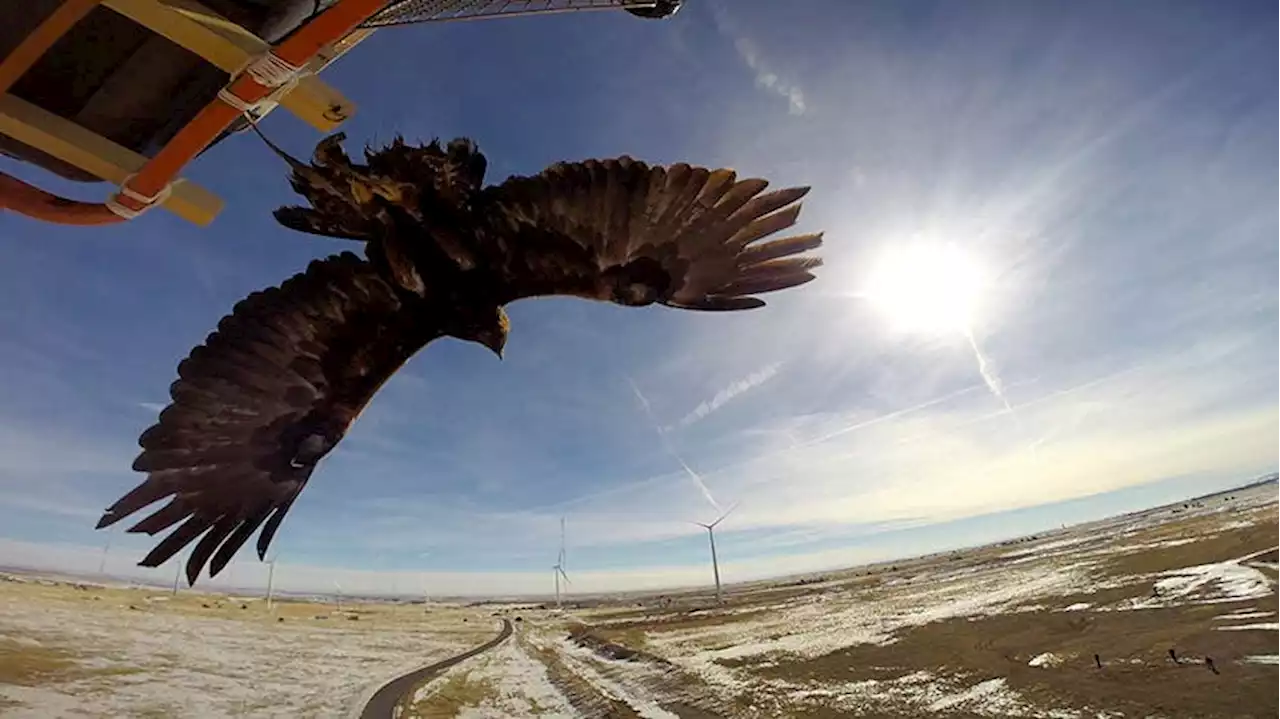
97,252 -> 441,585
476,157 -> 823,310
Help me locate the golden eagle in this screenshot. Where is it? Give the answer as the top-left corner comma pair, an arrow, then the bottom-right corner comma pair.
95,133 -> 824,585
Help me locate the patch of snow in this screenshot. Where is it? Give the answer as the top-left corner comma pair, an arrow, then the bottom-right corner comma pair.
1212,610 -> 1273,621
554,644 -> 680,719
1241,655 -> 1278,665
1120,555 -> 1274,609
771,670 -> 1066,718
1214,622 -> 1278,632
409,639 -> 575,719
1028,652 -> 1063,668
1217,519 -> 1258,531
928,678 -> 1024,714
1063,602 -> 1092,611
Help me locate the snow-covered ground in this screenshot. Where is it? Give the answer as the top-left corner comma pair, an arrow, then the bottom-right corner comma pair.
2,483 -> 1274,718
577,483 -> 1279,717
0,589 -> 489,718
404,631 -> 575,719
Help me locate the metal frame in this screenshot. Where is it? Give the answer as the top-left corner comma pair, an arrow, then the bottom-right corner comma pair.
0,0 -> 677,228
0,0 -> 378,226
362,0 -> 664,28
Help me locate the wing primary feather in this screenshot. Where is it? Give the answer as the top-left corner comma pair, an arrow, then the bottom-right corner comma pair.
99,252 -> 444,584
210,508 -> 273,577
717,271 -> 818,298
186,516 -> 240,584
480,157 -> 823,311
737,233 -> 824,267
256,491 -> 301,560
737,257 -> 823,278
97,478 -> 177,529
124,498 -> 189,535
726,203 -> 805,250
724,186 -> 810,231
139,514 -> 216,568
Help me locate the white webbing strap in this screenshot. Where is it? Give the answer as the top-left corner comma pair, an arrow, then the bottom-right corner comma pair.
217,50 -> 313,118
106,173 -> 175,220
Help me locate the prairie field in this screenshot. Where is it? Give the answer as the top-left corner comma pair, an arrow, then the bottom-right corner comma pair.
2,483 -> 1275,718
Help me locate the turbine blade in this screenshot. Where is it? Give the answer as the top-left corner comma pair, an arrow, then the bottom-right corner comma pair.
711,501 -> 741,528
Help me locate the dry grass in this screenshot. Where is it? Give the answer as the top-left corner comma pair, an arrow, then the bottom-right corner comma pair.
0,638 -> 76,686
729,592 -> 1277,718
573,490 -> 1278,718
1103,522 -> 1277,578
521,637 -> 642,718
0,636 -> 141,687
0,576 -> 494,717
404,668 -> 500,718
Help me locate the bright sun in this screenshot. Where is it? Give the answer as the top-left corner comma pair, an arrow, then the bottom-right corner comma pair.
863,243 -> 988,334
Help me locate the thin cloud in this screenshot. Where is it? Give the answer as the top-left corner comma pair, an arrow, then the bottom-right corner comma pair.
627,376 -> 722,511
672,362 -> 783,430
708,1 -> 807,115
733,37 -> 806,115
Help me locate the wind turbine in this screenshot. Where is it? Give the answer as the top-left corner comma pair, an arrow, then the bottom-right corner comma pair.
97,531 -> 112,576
264,556 -> 278,611
171,551 -> 185,596
552,517 -> 570,610
694,503 -> 738,603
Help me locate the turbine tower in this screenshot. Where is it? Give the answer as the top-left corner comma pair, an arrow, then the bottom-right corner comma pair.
552,517 -> 571,610
98,531 -> 112,576
695,503 -> 738,603
264,556 -> 277,612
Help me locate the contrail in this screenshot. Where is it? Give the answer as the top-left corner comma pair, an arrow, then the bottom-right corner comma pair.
963,326 -> 1038,461
963,326 -> 1017,421
627,377 -> 723,511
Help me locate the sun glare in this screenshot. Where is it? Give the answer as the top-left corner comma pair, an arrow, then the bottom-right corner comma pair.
863,243 -> 988,335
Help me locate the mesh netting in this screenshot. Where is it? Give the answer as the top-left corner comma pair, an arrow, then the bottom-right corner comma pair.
360,0 -> 667,28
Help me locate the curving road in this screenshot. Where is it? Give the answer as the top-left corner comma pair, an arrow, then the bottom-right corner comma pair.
359,618 -> 513,719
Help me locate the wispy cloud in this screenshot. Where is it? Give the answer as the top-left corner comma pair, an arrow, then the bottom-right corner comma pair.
733,37 -> 807,115
708,1 -> 807,115
671,362 -> 782,431
627,376 -> 722,511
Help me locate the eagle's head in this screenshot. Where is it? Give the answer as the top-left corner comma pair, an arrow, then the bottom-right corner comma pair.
449,304 -> 509,359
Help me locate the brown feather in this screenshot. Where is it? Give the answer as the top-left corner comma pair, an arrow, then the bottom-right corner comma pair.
478,157 -> 822,310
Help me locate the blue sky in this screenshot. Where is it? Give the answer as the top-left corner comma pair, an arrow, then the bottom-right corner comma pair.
0,0 -> 1275,597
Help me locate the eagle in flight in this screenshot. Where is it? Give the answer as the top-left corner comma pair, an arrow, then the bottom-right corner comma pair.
96,133 -> 824,585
